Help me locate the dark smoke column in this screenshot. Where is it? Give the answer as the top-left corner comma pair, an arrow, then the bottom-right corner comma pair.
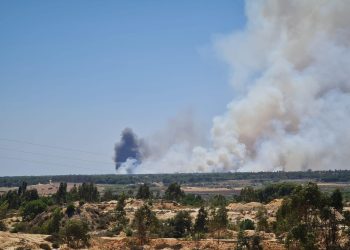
114,128 -> 142,171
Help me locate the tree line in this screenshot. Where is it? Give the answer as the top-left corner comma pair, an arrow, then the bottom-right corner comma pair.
1,170 -> 350,187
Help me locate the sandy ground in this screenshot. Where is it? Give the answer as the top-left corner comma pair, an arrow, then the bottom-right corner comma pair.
89,236 -> 285,250
0,231 -> 52,250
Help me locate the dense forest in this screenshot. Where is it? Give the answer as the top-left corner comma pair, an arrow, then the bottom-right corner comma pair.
0,170 -> 350,187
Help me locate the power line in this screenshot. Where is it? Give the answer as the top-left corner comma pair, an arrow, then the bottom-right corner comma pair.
0,137 -> 111,158
0,155 -> 112,172
0,146 -> 113,165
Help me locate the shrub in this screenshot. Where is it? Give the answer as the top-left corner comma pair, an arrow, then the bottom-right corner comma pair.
21,200 -> 47,221
209,195 -> 227,207
0,221 -> 7,231
181,194 -> 204,207
239,219 -> 255,230
60,219 -> 90,248
172,211 -> 192,238
44,208 -> 63,234
11,222 -> 30,233
51,243 -> 59,249
66,204 -> 75,218
125,227 -> 133,237
136,184 -> 152,200
39,243 -> 51,250
164,183 -> 185,201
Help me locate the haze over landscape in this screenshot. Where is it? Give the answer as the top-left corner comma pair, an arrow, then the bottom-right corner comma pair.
1,1 -> 350,250
1,0 -> 350,175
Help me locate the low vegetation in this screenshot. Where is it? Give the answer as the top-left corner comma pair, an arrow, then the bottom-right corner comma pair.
0,178 -> 349,249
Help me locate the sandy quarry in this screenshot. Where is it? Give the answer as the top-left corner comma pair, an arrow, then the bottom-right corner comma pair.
0,199 -> 287,249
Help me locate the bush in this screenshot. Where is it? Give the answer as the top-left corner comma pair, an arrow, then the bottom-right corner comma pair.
209,195 -> 227,207
39,243 -> 51,250
136,184 -> 152,200
0,221 -> 7,231
181,194 -> 204,207
66,204 -> 75,218
43,208 -> 62,234
21,200 -> 47,221
60,219 -> 90,248
11,222 -> 30,233
164,183 -> 185,201
51,243 -> 59,249
125,227 -> 133,237
239,219 -> 255,230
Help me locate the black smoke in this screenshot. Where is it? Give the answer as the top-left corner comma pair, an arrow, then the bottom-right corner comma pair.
114,128 -> 142,170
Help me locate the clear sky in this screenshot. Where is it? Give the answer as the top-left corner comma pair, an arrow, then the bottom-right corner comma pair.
0,0 -> 246,176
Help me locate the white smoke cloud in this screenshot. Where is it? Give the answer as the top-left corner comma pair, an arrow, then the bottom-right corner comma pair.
118,0 -> 350,173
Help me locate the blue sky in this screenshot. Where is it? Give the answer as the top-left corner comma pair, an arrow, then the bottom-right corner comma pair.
0,0 -> 246,175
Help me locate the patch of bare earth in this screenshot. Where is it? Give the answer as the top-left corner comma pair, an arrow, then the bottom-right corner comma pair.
0,231 -> 52,250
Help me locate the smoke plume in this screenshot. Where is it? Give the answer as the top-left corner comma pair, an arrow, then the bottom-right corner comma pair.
114,128 -> 145,173
116,0 -> 350,173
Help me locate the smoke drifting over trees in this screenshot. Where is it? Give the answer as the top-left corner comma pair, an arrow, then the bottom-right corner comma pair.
115,0 -> 350,173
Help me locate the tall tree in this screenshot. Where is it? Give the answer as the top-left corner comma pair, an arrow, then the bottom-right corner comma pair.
256,206 -> 269,232
55,182 -> 67,204
210,205 -> 228,244
193,206 -> 208,239
133,204 -> 158,245
115,193 -> 129,231
18,181 -> 27,196
136,184 -> 152,200
164,183 -> 185,202
172,211 -> 192,238
330,189 -> 343,212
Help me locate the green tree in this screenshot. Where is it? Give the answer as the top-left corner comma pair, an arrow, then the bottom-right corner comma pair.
236,229 -> 249,250
133,204 -> 158,245
22,199 -> 47,221
330,189 -> 343,212
0,201 -> 8,219
66,203 -> 75,218
101,189 -> 117,201
256,206 -> 269,232
193,206 -> 208,239
18,181 -> 27,196
77,183 -> 99,202
250,234 -> 263,250
23,189 -> 39,202
172,211 -> 192,238
240,219 -> 255,230
60,219 -> 90,248
4,190 -> 21,209
136,184 -> 152,200
238,186 -> 257,203
210,205 -> 228,244
209,195 -> 227,207
68,184 -> 79,201
55,182 -> 67,204
343,211 -> 350,248
164,183 -> 185,201
115,194 -> 129,233
181,194 -> 204,207
275,182 -> 337,250
45,207 -> 62,234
